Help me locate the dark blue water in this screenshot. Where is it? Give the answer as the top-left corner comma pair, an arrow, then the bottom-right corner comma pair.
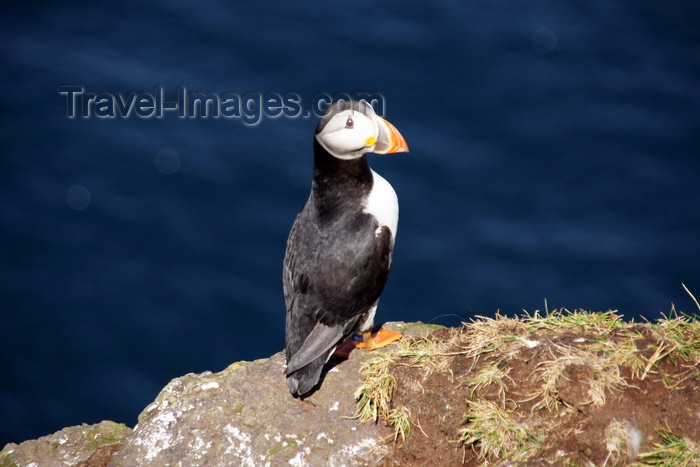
1,0 -> 698,445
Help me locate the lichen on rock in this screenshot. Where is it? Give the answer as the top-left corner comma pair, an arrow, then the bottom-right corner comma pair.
0,420 -> 131,467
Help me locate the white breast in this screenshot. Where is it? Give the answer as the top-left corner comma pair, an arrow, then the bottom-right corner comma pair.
363,169 -> 399,239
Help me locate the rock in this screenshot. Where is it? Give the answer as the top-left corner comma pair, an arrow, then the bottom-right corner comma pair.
0,322 -> 440,466
0,420 -> 131,467
110,321 -> 438,466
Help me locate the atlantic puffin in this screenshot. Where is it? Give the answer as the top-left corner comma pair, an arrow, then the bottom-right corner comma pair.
283,99 -> 409,397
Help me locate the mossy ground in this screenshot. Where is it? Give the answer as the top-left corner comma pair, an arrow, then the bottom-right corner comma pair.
356,309 -> 699,465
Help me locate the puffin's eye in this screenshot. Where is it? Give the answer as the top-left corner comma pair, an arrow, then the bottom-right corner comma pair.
345,117 -> 354,128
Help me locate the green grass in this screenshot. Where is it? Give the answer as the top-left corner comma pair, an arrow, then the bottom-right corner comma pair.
636,430 -> 700,466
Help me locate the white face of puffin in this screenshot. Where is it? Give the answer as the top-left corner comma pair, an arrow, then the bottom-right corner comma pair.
315,100 -> 409,160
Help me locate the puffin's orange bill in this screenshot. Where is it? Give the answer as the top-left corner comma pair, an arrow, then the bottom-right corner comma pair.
374,117 -> 409,154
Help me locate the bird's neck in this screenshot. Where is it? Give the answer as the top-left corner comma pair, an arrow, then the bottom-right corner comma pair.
312,139 -> 372,195
311,139 -> 373,216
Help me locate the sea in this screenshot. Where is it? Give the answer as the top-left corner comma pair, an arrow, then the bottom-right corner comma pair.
1,0 -> 698,445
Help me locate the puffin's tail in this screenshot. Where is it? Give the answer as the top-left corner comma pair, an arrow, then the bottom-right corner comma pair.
286,355 -> 326,397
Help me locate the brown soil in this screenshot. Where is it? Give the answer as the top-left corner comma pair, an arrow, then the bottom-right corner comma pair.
373,317 -> 699,466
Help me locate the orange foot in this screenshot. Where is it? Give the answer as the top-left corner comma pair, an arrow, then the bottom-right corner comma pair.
355,328 -> 403,350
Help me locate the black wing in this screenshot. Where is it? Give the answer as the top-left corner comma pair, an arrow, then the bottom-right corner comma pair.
283,203 -> 393,394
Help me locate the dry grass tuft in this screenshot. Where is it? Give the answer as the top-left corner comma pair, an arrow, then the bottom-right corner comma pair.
604,418 -> 643,465
355,352 -> 396,423
532,343 -> 628,411
464,364 -> 512,405
459,399 -> 543,462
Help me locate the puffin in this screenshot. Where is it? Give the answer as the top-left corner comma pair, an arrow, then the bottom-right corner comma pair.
283,99 -> 409,397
